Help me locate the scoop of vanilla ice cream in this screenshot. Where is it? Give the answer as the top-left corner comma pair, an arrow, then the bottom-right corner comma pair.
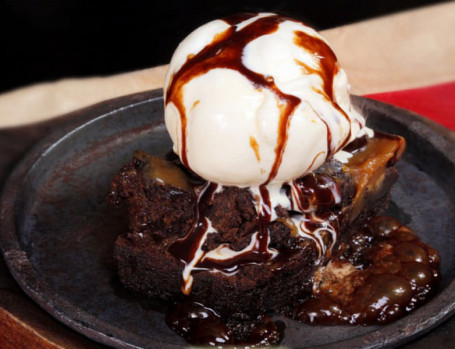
164,13 -> 365,187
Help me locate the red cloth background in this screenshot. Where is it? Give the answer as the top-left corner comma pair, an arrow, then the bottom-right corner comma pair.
366,81 -> 455,131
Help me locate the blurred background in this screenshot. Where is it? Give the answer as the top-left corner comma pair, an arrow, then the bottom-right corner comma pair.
1,0 -> 449,93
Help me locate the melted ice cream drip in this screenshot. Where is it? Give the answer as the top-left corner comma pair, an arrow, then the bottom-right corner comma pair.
334,127 -> 375,164
181,217 -> 217,294
284,178 -> 340,259
202,232 -> 278,275
286,212 -> 338,260
168,182 -> 220,294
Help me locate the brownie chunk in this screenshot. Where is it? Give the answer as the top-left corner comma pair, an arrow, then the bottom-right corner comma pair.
110,151 -> 195,240
205,186 -> 257,251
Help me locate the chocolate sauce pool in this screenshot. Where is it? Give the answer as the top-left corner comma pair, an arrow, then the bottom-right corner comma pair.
292,216 -> 440,325
166,301 -> 285,346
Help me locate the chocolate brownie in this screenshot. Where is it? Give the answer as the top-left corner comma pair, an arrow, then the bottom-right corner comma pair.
110,131 -> 405,318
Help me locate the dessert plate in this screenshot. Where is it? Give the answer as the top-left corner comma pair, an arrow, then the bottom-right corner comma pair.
1,90 -> 454,348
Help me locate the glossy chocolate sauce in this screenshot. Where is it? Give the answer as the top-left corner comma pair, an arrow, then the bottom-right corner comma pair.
193,184 -> 276,275
291,216 -> 441,325
168,182 -> 219,294
166,301 -> 284,346
291,173 -> 341,211
165,14 -> 352,182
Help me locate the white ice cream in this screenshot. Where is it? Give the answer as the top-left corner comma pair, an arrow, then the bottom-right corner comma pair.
164,13 -> 365,187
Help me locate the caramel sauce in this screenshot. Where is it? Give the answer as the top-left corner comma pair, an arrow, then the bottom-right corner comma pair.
249,136 -> 261,162
276,217 -> 299,237
166,14 -> 352,183
345,132 -> 405,169
134,151 -> 191,191
344,132 -> 405,216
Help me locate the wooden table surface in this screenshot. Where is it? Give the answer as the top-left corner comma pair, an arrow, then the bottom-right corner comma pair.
0,3 -> 454,348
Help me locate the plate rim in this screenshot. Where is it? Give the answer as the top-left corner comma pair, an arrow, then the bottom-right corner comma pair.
1,89 -> 454,348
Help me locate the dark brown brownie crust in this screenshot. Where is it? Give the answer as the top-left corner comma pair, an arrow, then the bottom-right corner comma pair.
114,233 -> 318,318
110,155 -> 195,241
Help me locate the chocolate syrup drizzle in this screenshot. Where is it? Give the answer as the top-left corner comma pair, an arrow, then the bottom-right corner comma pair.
168,182 -> 219,294
166,14 -> 356,294
169,181 -> 279,294
287,175 -> 340,258
197,185 -> 276,272
169,171 -> 342,294
294,32 -> 352,156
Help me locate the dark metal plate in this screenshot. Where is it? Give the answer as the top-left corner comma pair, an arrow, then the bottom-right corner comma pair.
1,90 -> 454,348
